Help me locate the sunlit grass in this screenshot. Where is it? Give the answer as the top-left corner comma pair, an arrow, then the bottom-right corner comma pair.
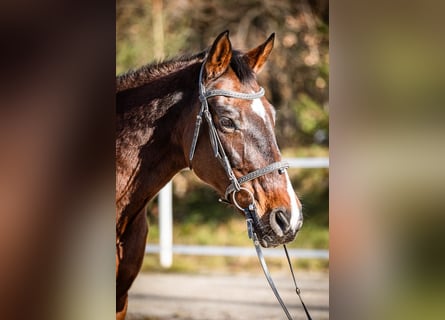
147,218 -> 327,249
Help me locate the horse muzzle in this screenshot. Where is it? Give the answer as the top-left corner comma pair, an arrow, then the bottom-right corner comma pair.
250,207 -> 303,248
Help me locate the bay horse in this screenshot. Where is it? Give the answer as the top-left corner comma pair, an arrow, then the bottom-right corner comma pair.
116,31 -> 303,320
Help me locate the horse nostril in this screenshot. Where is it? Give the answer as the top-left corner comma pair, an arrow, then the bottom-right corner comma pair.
276,210 -> 290,232
270,208 -> 291,236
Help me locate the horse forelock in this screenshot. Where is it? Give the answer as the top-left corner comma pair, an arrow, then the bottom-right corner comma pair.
229,50 -> 256,85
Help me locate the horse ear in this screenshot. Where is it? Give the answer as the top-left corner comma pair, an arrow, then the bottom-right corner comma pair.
204,30 -> 232,80
245,33 -> 275,73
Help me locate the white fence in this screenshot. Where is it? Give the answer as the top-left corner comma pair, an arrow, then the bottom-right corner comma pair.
151,157 -> 329,268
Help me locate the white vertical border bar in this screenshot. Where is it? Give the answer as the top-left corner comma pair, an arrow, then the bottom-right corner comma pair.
158,181 -> 173,268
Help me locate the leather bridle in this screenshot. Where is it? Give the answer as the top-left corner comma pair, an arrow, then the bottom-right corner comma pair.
189,59 -> 312,320
189,61 -> 289,203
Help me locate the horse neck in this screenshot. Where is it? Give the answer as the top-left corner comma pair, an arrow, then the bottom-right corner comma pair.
116,63 -> 200,217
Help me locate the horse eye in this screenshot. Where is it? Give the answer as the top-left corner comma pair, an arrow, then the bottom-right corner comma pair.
219,117 -> 236,130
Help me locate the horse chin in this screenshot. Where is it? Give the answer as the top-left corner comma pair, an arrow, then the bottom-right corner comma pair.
260,236 -> 280,248
257,233 -> 297,248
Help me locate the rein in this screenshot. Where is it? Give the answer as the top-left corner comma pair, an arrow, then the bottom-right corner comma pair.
245,204 -> 312,320
189,59 -> 312,320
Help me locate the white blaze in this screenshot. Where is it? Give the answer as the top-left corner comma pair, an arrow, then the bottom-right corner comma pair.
251,98 -> 267,122
285,172 -> 303,231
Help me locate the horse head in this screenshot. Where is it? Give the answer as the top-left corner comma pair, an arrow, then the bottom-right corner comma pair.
186,31 -> 303,248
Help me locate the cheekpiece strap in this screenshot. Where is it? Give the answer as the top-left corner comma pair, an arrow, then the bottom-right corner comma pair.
189,59 -> 264,165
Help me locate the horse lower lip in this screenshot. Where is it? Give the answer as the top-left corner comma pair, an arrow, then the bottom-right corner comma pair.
260,235 -> 275,248
261,239 -> 269,247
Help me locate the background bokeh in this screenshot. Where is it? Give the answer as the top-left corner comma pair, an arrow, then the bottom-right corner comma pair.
331,1 -> 445,319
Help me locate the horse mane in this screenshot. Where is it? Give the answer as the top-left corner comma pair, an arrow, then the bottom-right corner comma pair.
116,51 -> 206,93
116,49 -> 255,93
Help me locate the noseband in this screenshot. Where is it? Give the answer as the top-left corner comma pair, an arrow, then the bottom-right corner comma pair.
188,61 -> 289,202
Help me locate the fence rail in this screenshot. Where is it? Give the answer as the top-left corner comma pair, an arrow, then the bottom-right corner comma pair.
146,244 -> 329,259
285,157 -> 329,168
154,157 -> 329,267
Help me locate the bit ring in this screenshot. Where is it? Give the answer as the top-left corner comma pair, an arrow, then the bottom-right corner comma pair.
232,187 -> 255,211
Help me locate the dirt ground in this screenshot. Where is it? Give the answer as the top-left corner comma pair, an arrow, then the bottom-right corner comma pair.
127,271 -> 329,320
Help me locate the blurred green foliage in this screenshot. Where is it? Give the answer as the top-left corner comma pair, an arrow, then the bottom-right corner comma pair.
117,0 -> 329,254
